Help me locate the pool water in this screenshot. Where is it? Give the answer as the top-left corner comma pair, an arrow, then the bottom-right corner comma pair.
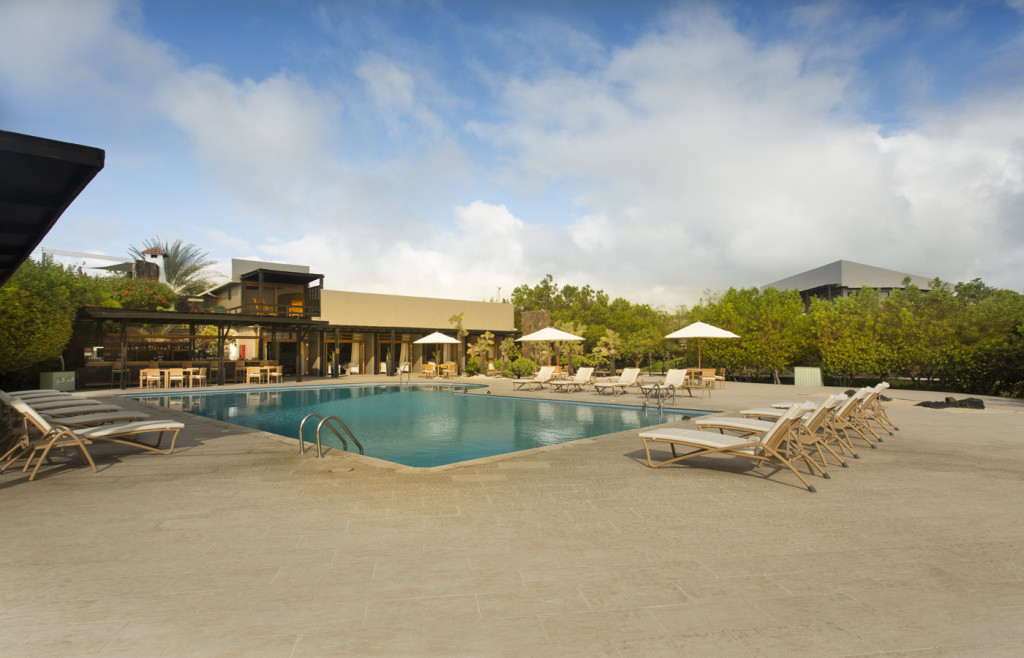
130,384 -> 710,467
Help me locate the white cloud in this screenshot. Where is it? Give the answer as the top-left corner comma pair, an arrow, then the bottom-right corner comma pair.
3,0 -> 1022,308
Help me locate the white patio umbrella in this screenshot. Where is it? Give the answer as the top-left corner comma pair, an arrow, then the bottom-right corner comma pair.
516,327 -> 584,343
517,327 -> 583,367
414,331 -> 461,364
665,321 -> 739,368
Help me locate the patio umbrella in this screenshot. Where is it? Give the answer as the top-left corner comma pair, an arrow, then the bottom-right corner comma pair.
414,331 -> 461,364
665,321 -> 739,368
517,327 -> 583,367
516,327 -> 584,342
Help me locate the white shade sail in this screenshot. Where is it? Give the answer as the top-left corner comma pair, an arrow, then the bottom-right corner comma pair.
517,327 -> 584,342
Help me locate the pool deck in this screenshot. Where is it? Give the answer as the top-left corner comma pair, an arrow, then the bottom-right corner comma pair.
2,375 -> 1023,656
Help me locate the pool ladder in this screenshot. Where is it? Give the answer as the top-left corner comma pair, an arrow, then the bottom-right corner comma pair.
641,383 -> 675,410
298,414 -> 364,459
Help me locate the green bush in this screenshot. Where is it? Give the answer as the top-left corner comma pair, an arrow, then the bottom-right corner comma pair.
501,368 -> 514,379
510,357 -> 537,378
465,356 -> 481,376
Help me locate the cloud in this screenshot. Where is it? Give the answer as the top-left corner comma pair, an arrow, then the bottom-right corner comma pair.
470,4 -> 1024,302
3,0 -> 1022,308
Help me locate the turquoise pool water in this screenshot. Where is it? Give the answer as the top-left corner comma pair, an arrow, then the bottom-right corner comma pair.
129,384 -> 710,467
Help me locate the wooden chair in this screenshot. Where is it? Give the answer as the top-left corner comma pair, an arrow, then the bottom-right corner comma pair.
246,366 -> 263,385
166,368 -> 185,388
267,366 -> 283,384
190,367 -> 207,387
421,363 -> 436,378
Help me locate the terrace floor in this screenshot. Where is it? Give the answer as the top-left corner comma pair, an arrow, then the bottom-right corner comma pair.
2,375 -> 1023,656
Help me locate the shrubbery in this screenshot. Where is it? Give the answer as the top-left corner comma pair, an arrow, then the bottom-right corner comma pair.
509,357 -> 537,378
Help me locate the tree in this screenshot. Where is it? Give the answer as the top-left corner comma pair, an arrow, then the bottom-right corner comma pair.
0,257 -> 113,374
467,331 -> 495,374
448,311 -> 469,374
128,237 -> 218,296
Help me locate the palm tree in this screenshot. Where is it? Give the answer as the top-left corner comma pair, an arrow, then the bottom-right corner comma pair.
128,237 -> 218,296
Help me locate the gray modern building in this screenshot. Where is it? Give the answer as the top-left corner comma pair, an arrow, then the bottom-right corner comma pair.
763,260 -> 932,309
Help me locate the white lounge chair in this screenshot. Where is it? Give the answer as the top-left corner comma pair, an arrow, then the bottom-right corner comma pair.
512,366 -> 556,391
638,405 -> 818,492
550,367 -> 595,393
593,368 -> 641,396
638,369 -> 688,403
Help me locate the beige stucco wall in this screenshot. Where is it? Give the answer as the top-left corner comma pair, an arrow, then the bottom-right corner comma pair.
318,290 -> 514,332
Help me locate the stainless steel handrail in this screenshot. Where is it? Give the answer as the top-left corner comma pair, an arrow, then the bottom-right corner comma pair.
298,413 -> 364,458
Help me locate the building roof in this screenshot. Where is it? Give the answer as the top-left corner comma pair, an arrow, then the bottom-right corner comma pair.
0,130 -> 105,287
763,260 -> 932,292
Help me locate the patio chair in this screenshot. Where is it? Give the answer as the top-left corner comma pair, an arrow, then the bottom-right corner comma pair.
593,368 -> 641,396
638,405 -> 819,492
42,410 -> 150,427
25,398 -> 111,413
190,367 -> 208,387
679,369 -> 715,398
267,366 -> 283,384
550,367 -> 595,393
855,382 -> 898,437
741,395 -> 853,470
140,368 -> 162,388
512,366 -> 556,391
638,369 -> 688,404
246,366 -> 263,385
1,399 -> 98,480
421,363 -> 436,378
166,368 -> 186,388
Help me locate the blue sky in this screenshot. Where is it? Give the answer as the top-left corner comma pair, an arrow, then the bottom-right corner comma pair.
2,0 -> 1023,307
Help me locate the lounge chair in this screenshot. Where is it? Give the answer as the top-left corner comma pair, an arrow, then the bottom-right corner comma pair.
741,394 -> 853,469
593,368 -> 641,396
42,409 -> 150,427
550,367 -> 595,393
855,383 -> 897,437
638,369 -> 688,404
512,366 -> 556,391
1,399 -> 98,480
638,405 -> 819,492
24,398 -> 110,412
8,398 -> 184,461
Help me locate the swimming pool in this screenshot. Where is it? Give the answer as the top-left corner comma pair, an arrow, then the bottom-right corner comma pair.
130,384 -> 712,467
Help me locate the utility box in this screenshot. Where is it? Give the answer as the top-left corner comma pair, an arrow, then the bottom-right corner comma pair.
793,367 -> 823,387
40,371 -> 76,392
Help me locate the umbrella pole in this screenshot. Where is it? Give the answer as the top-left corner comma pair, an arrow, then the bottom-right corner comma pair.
698,338 -> 702,369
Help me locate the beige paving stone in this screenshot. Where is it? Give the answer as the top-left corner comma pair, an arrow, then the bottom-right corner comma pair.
2,378 -> 1023,655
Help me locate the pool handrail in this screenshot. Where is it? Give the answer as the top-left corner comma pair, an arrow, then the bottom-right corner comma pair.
298,413 -> 364,458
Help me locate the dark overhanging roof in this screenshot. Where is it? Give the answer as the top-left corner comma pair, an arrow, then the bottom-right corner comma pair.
239,268 -> 324,286
78,305 -> 329,328
0,130 -> 105,287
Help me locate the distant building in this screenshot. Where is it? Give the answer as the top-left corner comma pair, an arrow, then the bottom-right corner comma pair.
763,260 -> 932,309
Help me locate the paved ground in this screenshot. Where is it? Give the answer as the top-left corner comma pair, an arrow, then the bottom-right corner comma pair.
2,375 -> 1023,656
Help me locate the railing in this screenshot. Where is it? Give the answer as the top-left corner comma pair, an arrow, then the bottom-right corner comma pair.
641,383 -> 676,410
230,302 -> 320,319
298,414 -> 364,458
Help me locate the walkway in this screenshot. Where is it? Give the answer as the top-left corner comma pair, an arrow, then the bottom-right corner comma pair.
2,377 -> 1022,656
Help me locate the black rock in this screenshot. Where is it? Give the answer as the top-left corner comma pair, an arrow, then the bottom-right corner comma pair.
915,397 -> 985,410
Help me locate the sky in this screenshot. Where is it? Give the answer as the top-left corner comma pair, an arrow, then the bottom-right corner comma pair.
2,0 -> 1023,309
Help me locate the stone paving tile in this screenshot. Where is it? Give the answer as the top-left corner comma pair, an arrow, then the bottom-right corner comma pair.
2,378 -> 1023,655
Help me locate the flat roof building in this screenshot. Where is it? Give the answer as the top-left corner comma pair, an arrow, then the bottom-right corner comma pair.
763,260 -> 932,309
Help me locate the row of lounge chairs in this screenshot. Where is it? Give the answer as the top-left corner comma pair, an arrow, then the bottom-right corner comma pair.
512,367 -> 721,399
638,383 -> 899,492
0,388 -> 183,481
